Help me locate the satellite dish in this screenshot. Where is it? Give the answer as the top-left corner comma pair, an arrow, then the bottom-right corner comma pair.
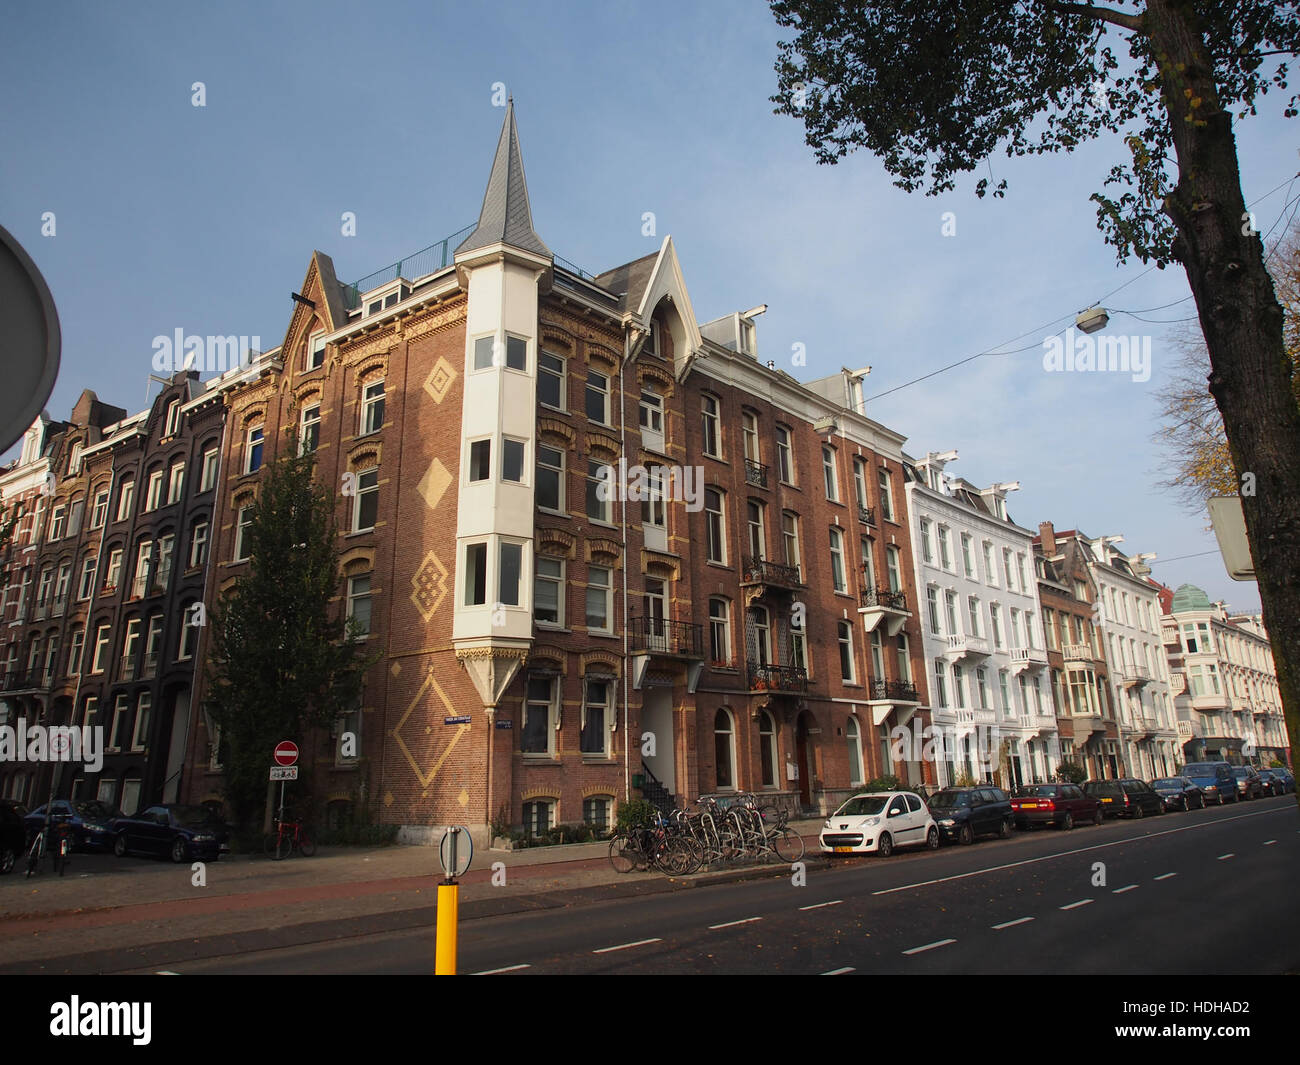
0,224 -> 61,454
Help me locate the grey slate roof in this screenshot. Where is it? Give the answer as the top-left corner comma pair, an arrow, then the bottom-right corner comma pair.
592,250 -> 659,315
456,100 -> 551,259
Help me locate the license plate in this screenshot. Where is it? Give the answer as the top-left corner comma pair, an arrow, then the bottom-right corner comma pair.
834,846 -> 854,853
1101,797 -> 1113,803
1022,803 -> 1038,809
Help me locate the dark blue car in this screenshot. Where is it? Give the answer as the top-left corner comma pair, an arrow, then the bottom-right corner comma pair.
22,800 -> 120,851
110,804 -> 228,863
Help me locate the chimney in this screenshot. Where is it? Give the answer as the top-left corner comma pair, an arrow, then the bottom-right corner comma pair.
1038,521 -> 1056,555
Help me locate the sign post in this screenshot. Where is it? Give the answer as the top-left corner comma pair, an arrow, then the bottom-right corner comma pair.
435,825 -> 472,975
271,741 -> 299,819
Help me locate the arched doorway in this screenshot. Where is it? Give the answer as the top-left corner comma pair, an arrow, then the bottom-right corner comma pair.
795,711 -> 815,809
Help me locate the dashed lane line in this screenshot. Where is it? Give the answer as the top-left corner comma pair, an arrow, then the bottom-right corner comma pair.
1059,899 -> 1094,911
1154,872 -> 1177,880
474,964 -> 530,975
821,967 -> 855,975
992,917 -> 1034,930
708,917 -> 762,930
799,900 -> 843,911
592,938 -> 662,954
1113,885 -> 1139,894
903,938 -> 956,955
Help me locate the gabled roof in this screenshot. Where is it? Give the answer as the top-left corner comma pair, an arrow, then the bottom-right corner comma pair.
455,100 -> 550,260
593,251 -> 659,315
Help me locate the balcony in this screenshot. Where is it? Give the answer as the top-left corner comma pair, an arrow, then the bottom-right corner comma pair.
857,504 -> 875,526
858,585 -> 911,637
1071,713 -> 1106,736
743,459 -> 769,489
1027,711 -> 1059,733
627,616 -> 704,659
1190,691 -> 1230,712
52,595 -> 68,617
740,556 -> 802,594
746,661 -> 808,695
119,655 -> 138,682
1010,646 -> 1048,672
140,651 -> 161,680
954,707 -> 997,729
869,678 -> 920,704
1062,642 -> 1093,663
944,633 -> 990,660
0,670 -> 39,693
1122,666 -> 1152,688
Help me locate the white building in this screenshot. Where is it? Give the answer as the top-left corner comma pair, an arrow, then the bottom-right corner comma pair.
903,452 -> 1054,788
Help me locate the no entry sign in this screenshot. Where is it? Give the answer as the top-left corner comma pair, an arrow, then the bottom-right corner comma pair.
274,741 -> 299,767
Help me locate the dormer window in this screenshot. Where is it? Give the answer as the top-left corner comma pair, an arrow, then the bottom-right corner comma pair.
164,399 -> 181,437
307,334 -> 326,371
644,321 -> 660,357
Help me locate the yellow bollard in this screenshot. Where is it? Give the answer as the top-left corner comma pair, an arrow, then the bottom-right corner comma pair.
435,880 -> 459,974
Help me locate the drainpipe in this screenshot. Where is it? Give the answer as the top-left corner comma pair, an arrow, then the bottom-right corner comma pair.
620,327 -> 630,807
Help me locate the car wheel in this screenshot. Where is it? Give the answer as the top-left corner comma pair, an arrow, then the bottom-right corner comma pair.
1061,812 -> 1074,831
1196,795 -> 1204,809
877,832 -> 894,858
926,826 -> 939,850
1132,804 -> 1145,819
1093,806 -> 1103,825
0,847 -> 14,875
170,837 -> 187,864
998,818 -> 1011,839
958,822 -> 974,846
113,834 -> 128,858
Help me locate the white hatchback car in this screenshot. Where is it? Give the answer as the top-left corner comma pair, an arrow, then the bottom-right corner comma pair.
819,791 -> 938,857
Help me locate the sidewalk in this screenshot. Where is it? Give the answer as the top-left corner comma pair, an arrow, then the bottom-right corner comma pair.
0,820 -> 829,970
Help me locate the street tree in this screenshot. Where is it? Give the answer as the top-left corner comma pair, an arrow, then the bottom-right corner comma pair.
770,0 -> 1300,766
203,432 -> 374,828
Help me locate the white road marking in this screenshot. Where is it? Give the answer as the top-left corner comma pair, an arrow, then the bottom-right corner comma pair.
1217,853 -> 1234,860
821,966 -> 855,975
799,900 -> 843,911
1154,872 -> 1177,880
154,971 -> 180,976
1263,840 -> 1276,846
474,964 -> 530,975
871,807 -> 1284,896
708,917 -> 762,930
593,938 -> 662,954
903,938 -> 956,955
1113,884 -> 1139,894
1059,899 -> 1093,911
992,917 -> 1034,929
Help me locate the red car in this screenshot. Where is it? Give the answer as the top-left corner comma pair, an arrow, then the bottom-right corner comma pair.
1010,783 -> 1103,830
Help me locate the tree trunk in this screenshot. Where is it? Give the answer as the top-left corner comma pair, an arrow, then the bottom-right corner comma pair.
1146,0 -> 1299,778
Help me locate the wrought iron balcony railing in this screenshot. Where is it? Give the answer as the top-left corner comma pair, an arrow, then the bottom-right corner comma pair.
869,678 -> 920,702
746,661 -> 809,694
743,459 -> 769,489
861,585 -> 908,611
857,504 -> 875,525
741,556 -> 802,590
627,616 -> 704,658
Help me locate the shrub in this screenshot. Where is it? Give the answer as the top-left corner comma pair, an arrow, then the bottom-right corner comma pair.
862,775 -> 906,793
615,798 -> 660,833
953,771 -> 980,787
1053,760 -> 1088,784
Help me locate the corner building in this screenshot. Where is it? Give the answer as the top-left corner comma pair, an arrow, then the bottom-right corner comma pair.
182,104 -> 933,840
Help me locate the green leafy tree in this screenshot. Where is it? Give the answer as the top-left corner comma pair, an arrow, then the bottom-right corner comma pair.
204,437 -> 376,829
771,0 -> 1300,776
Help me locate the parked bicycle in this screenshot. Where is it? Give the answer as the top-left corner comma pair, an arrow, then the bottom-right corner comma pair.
25,820 -> 71,878
608,812 -> 701,875
265,809 -> 316,860
613,797 -> 803,877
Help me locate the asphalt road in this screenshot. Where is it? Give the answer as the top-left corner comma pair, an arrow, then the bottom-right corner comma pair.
118,796 -> 1299,976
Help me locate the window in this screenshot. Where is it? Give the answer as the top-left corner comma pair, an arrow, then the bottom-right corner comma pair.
539,352 -> 565,409
49,505 -> 66,540
838,620 -> 856,682
976,667 -> 990,709
36,565 -> 53,607
586,370 -> 610,425
299,404 -> 321,455
581,678 -> 610,756
708,598 -> 731,664
465,543 -> 488,606
143,614 -> 163,676
829,528 -> 846,593
933,660 -> 949,707
121,617 -> 142,679
502,439 -> 525,483
360,381 -> 385,435
640,390 -> 664,449
927,586 -> 941,635
781,512 -> 801,577
473,336 -> 495,370
759,711 -> 777,788
167,461 -> 185,504
498,542 -> 522,607
245,425 -> 264,474
353,469 -> 379,531
822,446 -> 839,501
775,426 -> 794,483
983,541 -> 997,585
701,395 -> 721,457
503,336 -> 527,370
188,521 -> 209,569
746,500 -> 766,560
537,445 -> 564,512
886,546 -> 902,592
961,533 -> 975,577
68,441 -> 84,475
178,602 -> 199,660
846,716 -> 864,786
583,797 -> 612,832
535,557 -> 563,625
586,460 -> 611,523
347,574 -> 372,636
1002,548 -> 1015,590
90,489 -> 109,529
952,664 -> 966,706
307,333 -> 326,370
103,548 -> 123,592
43,635 -> 59,683
164,398 -> 182,437
861,536 -> 876,590
108,694 -> 128,751
938,525 -> 952,570
742,411 -> 760,463
235,507 -> 253,561
77,556 -> 96,601
200,447 -> 220,492
920,518 -> 934,564
790,623 -> 808,674
705,489 -> 726,563
990,604 -> 1004,649
944,590 -> 959,636
336,699 -> 362,765
643,577 -> 667,637
54,562 -> 71,608
522,676 -> 556,755
522,799 -> 555,836
714,709 -> 736,790
853,458 -> 868,509
131,540 -> 153,598
641,467 -> 666,538
145,469 -> 165,512
896,632 -> 912,682
469,440 -> 491,483
115,480 -> 134,522
877,469 -> 894,521
749,605 -> 772,665
870,630 -> 886,680
967,595 -> 982,637
586,566 -> 612,633
82,695 -> 98,730
153,534 -> 174,593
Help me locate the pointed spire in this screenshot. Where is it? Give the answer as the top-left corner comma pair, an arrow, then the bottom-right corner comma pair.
456,100 -> 551,259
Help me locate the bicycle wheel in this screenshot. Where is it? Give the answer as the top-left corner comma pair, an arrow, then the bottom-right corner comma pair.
274,831 -> 295,861
608,834 -> 638,874
771,827 -> 805,863
297,832 -> 316,857
25,836 -> 41,878
654,837 -> 693,876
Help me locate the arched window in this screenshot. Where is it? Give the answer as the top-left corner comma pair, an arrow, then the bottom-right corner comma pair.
714,708 -> 736,791
846,717 -> 864,787
759,710 -> 777,788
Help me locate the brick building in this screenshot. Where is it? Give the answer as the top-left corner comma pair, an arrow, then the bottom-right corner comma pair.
178,103 -> 934,840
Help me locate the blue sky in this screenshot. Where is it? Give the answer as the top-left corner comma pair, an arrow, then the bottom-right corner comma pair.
2,0 -> 1294,611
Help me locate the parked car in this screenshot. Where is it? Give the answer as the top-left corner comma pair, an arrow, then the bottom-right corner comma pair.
1266,767 -> 1295,794
110,804 -> 227,863
1150,777 -> 1205,812
1232,765 -> 1263,801
927,786 -> 1014,843
1180,761 -> 1238,805
1084,778 -> 1165,819
1010,783 -> 1103,829
820,792 -> 938,857
0,801 -> 26,874
22,800 -> 121,851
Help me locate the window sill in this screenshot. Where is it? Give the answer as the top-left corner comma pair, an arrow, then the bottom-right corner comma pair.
582,756 -> 617,765
585,629 -> 617,639
586,519 -> 619,532
521,755 -> 562,765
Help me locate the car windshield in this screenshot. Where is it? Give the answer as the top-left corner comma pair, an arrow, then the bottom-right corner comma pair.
171,805 -> 217,827
1232,768 -> 1250,777
73,801 -> 116,821
835,796 -> 888,817
929,790 -> 970,808
1016,785 -> 1059,797
1183,766 -> 1216,777
1152,779 -> 1182,788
